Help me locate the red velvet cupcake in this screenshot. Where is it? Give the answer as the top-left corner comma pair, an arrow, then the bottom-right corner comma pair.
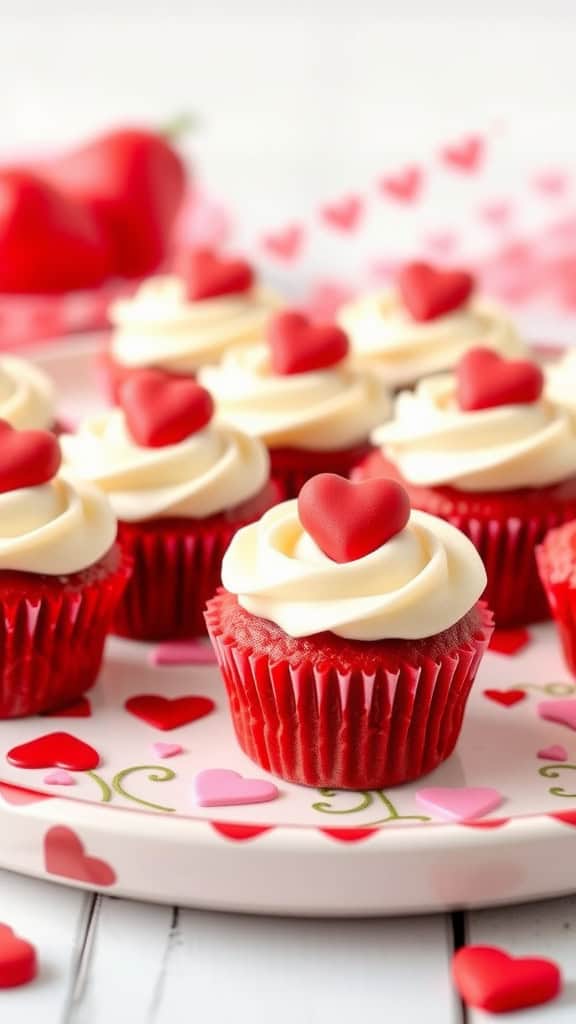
61,369 -> 278,641
537,522 -> 576,674
0,423 -> 128,717
355,347 -> 576,627
200,310 -> 390,498
206,474 -> 493,789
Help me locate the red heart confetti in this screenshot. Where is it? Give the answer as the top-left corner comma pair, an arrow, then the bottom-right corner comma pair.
397,261 -> 474,322
120,370 -> 214,447
320,195 -> 363,233
0,421 -> 61,494
298,474 -> 410,563
483,689 -> 527,708
44,826 -> 116,886
452,945 -> 562,1013
7,732 -> 100,771
125,694 -> 215,731
183,247 -> 254,300
441,134 -> 484,173
457,348 -> 543,412
379,165 -> 422,203
488,627 -> 531,656
268,311 -> 349,375
0,924 -> 37,989
261,224 -> 304,262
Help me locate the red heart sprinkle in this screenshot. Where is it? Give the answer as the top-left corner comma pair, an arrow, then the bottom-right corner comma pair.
298,474 -> 410,563
268,311 -> 349,375
0,421 -> 61,494
125,694 -> 215,730
0,924 -> 37,989
483,689 -> 526,707
7,732 -> 100,771
120,370 -> 214,447
452,945 -> 562,1013
183,247 -> 253,300
488,627 -> 531,655
44,826 -> 116,886
457,347 -> 543,411
397,261 -> 474,322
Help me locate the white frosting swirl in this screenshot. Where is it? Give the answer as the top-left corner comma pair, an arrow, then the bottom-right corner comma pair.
373,374 -> 576,491
0,355 -> 55,429
110,275 -> 282,372
339,290 -> 524,388
61,410 -> 270,522
222,500 -> 486,640
546,350 -> 576,420
199,344 -> 390,450
0,472 -> 116,575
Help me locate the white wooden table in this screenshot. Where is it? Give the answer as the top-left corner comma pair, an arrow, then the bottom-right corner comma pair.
1,871 -> 574,1022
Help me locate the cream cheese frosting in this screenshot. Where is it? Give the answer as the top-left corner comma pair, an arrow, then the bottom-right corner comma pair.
545,350 -> 576,419
110,275 -> 282,373
222,500 -> 486,640
199,343 -> 390,450
0,355 -> 55,430
0,471 -> 116,575
373,374 -> 576,491
60,410 -> 270,521
339,290 -> 524,388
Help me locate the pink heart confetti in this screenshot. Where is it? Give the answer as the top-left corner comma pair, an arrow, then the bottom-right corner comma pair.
537,744 -> 568,762
43,769 -> 75,787
152,742 -> 183,760
320,195 -> 363,233
149,640 -> 217,667
538,699 -> 576,731
415,786 -> 503,822
193,769 -> 279,808
533,170 -> 570,198
261,224 -> 304,262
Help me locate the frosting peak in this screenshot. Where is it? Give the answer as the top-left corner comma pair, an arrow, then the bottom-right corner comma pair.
0,355 -> 55,430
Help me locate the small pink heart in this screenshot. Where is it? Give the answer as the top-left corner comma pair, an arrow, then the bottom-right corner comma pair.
537,744 -> 568,762
415,786 -> 503,822
152,742 -> 183,760
149,640 -> 217,667
538,699 -> 576,731
43,769 -> 75,786
193,769 -> 279,808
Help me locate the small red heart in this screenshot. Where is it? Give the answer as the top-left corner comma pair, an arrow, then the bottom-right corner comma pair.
0,421 -> 61,494
0,924 -> 37,988
397,261 -> 474,322
483,689 -> 526,707
183,247 -> 254,300
268,311 -> 349,376
261,224 -> 304,262
488,627 -> 531,656
7,732 -> 100,771
320,195 -> 363,232
44,826 -> 116,886
379,165 -> 422,203
441,134 -> 484,173
120,370 -> 214,447
125,694 -> 215,730
457,348 -> 543,411
452,945 -> 562,1013
298,474 -> 411,563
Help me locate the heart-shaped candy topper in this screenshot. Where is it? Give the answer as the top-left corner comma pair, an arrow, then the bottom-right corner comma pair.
298,474 -> 410,563
0,421 -> 61,494
268,310 -> 349,375
183,247 -> 254,301
397,261 -> 475,321
457,347 -> 543,412
120,370 -> 214,447
452,945 -> 562,1013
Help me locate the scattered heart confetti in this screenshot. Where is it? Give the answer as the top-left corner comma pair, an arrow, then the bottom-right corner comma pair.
422,230 -> 459,258
537,744 -> 568,762
152,742 -> 183,760
483,689 -> 527,707
261,224 -> 304,262
306,280 -> 355,320
488,627 -> 531,656
378,165 -> 422,203
479,200 -> 512,228
0,924 -> 37,989
44,826 -> 116,886
149,640 -> 217,667
125,694 -> 215,731
533,170 -> 570,198
42,697 -> 92,718
193,769 -> 279,807
441,134 -> 484,173
43,769 -> 75,786
452,945 -> 562,1013
415,786 -> 503,822
538,699 -> 576,731
7,732 -> 100,771
320,195 -> 363,233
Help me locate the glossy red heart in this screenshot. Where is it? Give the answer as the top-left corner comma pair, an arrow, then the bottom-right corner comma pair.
457,348 -> 543,411
0,421 -> 61,494
483,689 -> 527,708
298,474 -> 411,563
268,311 -> 349,375
397,261 -> 474,322
0,924 -> 37,988
452,945 -> 562,1013
44,826 -> 116,886
6,732 -> 100,771
120,370 -> 214,447
125,694 -> 215,730
183,247 -> 253,300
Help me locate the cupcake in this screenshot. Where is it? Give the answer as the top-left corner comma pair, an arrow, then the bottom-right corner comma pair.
339,260 -> 525,389
206,473 -> 492,789
200,310 -> 390,498
61,369 -> 278,641
104,247 -> 282,400
355,347 -> 576,627
0,354 -> 56,430
0,422 -> 128,717
537,523 -> 576,675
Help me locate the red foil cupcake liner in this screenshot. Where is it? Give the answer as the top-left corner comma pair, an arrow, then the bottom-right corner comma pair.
0,545 -> 129,719
205,591 -> 493,789
269,443 -> 374,500
537,522 -> 576,675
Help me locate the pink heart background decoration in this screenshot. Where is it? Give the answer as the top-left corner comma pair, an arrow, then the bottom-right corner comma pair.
537,744 -> 568,762
193,769 -> 279,808
538,699 -> 576,731
43,769 -> 75,786
415,786 -> 504,822
152,742 -> 183,760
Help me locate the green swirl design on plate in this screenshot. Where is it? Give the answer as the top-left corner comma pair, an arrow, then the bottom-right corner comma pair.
112,765 -> 177,813
312,788 -> 429,825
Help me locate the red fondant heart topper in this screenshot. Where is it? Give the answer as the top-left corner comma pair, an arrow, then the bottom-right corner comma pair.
0,924 -> 37,989
457,347 -> 543,411
268,310 -> 349,375
397,261 -> 475,322
183,247 -> 254,301
0,421 -> 61,494
120,370 -> 214,447
298,474 -> 410,563
452,945 -> 562,1014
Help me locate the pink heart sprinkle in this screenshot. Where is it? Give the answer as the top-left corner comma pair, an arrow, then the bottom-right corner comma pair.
193,769 -> 279,808
152,742 -> 183,760
537,744 -> 568,762
149,640 -> 217,667
415,786 -> 503,822
538,699 -> 576,731
43,769 -> 75,786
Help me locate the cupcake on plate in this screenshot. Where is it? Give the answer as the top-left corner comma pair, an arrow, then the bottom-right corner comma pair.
200,310 -> 390,498
104,247 -> 282,400
0,354 -> 56,430
339,260 -> 525,389
355,347 -> 576,627
61,370 -> 278,641
0,422 -> 128,717
206,473 -> 492,789
537,523 -> 576,675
